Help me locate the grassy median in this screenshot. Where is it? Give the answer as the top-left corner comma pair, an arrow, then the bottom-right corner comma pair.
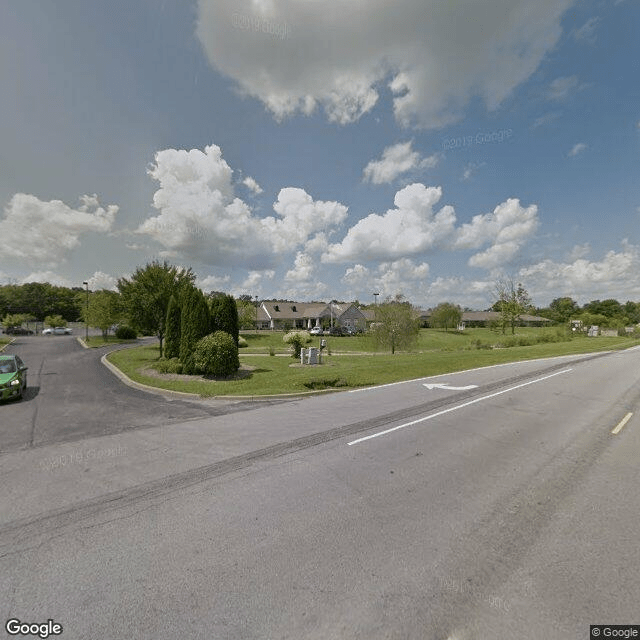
105,328 -> 640,397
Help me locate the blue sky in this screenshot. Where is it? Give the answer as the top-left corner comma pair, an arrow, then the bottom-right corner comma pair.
1,0 -> 638,308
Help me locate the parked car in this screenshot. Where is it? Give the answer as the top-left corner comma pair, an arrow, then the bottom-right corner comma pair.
43,326 -> 72,335
329,326 -> 344,336
0,354 -> 28,402
54,326 -> 72,335
5,326 -> 34,335
309,326 -> 323,335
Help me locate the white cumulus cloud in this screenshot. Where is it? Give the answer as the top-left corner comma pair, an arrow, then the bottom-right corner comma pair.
454,198 -> 539,270
362,141 -> 438,184
341,259 -> 430,301
518,241 -> 640,303
196,0 -> 573,129
547,75 -> 581,101
88,271 -> 118,291
264,188 -> 348,253
284,251 -> 314,283
377,258 -> 430,297
197,274 -> 232,292
0,194 -> 117,267
568,142 -> 588,157
20,271 -> 74,287
242,176 -> 263,194
324,183 -> 456,263
137,144 -> 348,268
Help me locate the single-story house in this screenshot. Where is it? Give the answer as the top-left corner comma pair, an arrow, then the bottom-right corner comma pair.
257,301 -> 368,331
420,310 -> 551,328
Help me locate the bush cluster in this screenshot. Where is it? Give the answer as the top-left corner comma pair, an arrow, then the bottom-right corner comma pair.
115,325 -> 137,339
283,330 -> 312,358
467,330 -> 572,350
193,331 -> 240,377
154,358 -> 183,374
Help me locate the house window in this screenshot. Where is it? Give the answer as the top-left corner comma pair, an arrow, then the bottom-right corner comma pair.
274,305 -> 279,311
292,305 -> 296,312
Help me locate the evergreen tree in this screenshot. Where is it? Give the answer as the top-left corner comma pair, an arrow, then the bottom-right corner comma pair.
209,293 -> 240,344
180,287 -> 211,373
164,294 -> 181,359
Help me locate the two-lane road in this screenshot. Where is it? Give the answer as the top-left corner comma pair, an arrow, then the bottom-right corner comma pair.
1,341 -> 640,638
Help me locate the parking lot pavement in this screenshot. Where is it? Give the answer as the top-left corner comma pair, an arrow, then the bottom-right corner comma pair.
0,335 -> 280,453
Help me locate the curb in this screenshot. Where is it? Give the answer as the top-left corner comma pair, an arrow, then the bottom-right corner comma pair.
0,338 -> 16,352
100,347 -> 342,402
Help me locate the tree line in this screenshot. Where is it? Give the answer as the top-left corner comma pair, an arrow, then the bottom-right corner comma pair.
2,271 -> 639,340
0,283 -> 83,323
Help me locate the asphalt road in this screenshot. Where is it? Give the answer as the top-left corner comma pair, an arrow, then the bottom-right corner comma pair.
1,340 -> 640,639
0,334 -> 282,453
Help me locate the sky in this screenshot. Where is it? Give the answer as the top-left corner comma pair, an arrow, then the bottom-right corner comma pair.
0,0 -> 639,309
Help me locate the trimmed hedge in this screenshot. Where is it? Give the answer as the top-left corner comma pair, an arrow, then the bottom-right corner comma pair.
193,331 -> 239,377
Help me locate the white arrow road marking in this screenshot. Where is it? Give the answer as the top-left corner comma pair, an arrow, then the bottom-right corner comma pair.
423,383 -> 478,391
348,368 -> 573,446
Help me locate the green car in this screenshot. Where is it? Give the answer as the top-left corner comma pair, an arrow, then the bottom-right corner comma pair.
0,354 -> 28,402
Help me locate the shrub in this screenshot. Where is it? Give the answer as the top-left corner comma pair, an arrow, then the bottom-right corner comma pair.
193,331 -> 239,377
283,330 -> 312,358
283,330 -> 312,344
238,336 -> 248,348
154,358 -> 183,374
115,325 -> 137,339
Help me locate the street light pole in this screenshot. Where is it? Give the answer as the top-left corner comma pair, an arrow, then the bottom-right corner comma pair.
255,296 -> 259,332
82,281 -> 89,341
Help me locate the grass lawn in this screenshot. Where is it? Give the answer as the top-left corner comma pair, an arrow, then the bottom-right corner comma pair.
83,335 -> 139,348
0,337 -> 12,351
107,328 -> 640,397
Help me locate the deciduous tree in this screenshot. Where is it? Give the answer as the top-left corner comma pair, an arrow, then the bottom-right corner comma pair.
117,260 -> 195,357
430,302 -> 462,332
493,278 -> 533,334
372,295 -> 421,354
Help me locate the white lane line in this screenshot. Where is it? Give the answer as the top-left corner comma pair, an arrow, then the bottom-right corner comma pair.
347,368 -> 573,446
423,383 -> 478,391
611,412 -> 633,435
348,354 -> 587,393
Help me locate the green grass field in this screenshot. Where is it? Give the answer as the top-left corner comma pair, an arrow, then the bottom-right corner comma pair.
239,326 -> 574,354
106,328 -> 640,397
83,335 -> 138,348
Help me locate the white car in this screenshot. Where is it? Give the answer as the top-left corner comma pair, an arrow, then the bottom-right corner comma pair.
309,326 -> 323,335
42,327 -> 72,335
